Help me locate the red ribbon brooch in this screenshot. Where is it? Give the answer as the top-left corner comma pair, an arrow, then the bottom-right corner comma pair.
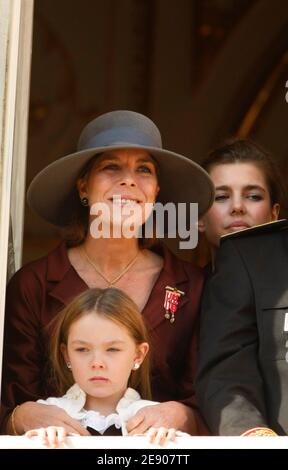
164,286 -> 185,323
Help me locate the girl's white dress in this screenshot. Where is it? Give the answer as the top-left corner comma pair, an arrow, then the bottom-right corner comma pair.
37,384 -> 159,435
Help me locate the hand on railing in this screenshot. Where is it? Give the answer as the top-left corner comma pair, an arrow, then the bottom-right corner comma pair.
25,426 -> 78,448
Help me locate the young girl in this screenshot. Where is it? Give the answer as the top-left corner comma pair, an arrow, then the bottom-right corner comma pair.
25,288 -> 179,447
197,139 -> 285,268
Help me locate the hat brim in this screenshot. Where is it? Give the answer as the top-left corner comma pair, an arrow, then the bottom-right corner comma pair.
27,144 -> 215,227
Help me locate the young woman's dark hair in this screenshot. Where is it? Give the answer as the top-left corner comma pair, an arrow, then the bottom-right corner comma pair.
202,138 -> 286,211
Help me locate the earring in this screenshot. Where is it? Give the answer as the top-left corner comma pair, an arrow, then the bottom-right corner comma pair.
133,363 -> 140,370
66,362 -> 72,370
81,197 -> 89,206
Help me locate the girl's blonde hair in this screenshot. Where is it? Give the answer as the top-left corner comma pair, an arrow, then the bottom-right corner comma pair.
50,287 -> 151,399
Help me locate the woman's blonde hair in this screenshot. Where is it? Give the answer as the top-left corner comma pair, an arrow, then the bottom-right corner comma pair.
50,287 -> 151,399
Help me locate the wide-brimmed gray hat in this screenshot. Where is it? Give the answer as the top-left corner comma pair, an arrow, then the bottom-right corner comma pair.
27,110 -> 214,226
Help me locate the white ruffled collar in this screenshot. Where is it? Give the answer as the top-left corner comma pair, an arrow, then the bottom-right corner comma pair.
80,410 -> 122,434
38,383 -> 158,435
62,383 -> 142,412
65,384 -> 142,434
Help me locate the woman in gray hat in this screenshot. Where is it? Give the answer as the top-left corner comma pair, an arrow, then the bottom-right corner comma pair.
1,110 -> 214,437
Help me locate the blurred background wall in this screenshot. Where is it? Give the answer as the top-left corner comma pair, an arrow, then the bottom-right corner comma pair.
23,0 -> 288,264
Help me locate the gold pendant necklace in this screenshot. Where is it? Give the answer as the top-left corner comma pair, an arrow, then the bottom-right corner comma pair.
82,246 -> 140,287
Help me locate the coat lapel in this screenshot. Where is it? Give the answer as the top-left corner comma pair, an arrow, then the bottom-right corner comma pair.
46,242 -> 88,307
143,244 -> 189,330
45,242 -> 191,327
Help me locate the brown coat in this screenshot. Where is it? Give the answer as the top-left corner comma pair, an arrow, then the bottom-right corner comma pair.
0,242 -> 205,432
